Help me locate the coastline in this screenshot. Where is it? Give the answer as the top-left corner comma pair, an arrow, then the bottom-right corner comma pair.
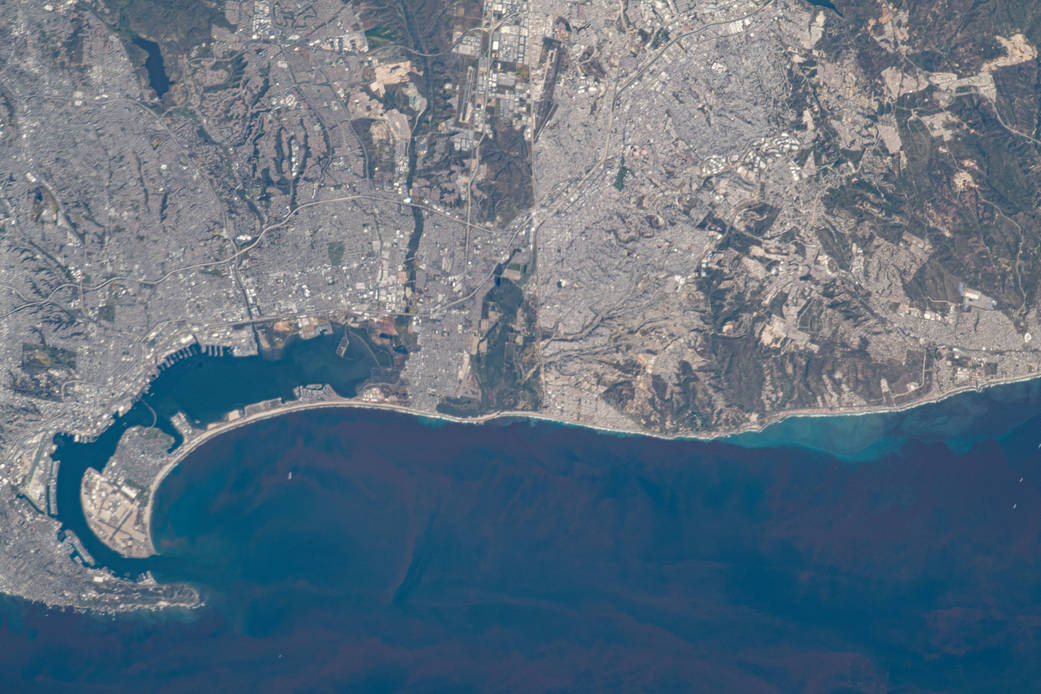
141,369 -> 1041,546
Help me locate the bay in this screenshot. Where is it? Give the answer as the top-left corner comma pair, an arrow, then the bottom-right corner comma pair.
6,388 -> 1041,691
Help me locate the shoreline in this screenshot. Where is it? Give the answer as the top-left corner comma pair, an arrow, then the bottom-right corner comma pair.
141,370 -> 1041,547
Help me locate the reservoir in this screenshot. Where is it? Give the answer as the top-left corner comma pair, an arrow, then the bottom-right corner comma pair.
802,0 -> 842,14
132,36 -> 171,98
18,364 -> 1041,690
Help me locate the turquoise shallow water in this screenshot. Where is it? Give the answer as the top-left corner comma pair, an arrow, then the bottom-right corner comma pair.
725,379 -> 1041,460
7,380 -> 1041,692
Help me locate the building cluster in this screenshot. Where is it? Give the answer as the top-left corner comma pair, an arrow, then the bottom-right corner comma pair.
253,0 -> 368,54
81,467 -> 152,558
5,434 -> 56,516
78,426 -> 178,559
959,283 -> 998,311
450,0 -> 542,149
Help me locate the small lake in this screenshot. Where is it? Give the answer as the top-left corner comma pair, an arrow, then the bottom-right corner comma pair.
132,36 -> 171,98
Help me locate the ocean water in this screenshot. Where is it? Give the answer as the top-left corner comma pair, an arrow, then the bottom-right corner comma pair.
725,378 -> 1041,460
49,329 -> 380,574
7,395 -> 1041,692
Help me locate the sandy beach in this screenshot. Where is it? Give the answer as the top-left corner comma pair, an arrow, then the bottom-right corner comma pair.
138,369 -> 1041,550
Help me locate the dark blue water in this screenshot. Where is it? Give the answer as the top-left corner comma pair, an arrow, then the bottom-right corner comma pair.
50,327 -> 387,575
6,391 -> 1041,692
132,36 -> 171,98
803,0 -> 842,15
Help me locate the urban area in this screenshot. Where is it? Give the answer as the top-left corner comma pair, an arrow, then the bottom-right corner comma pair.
1,0 -> 1041,609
